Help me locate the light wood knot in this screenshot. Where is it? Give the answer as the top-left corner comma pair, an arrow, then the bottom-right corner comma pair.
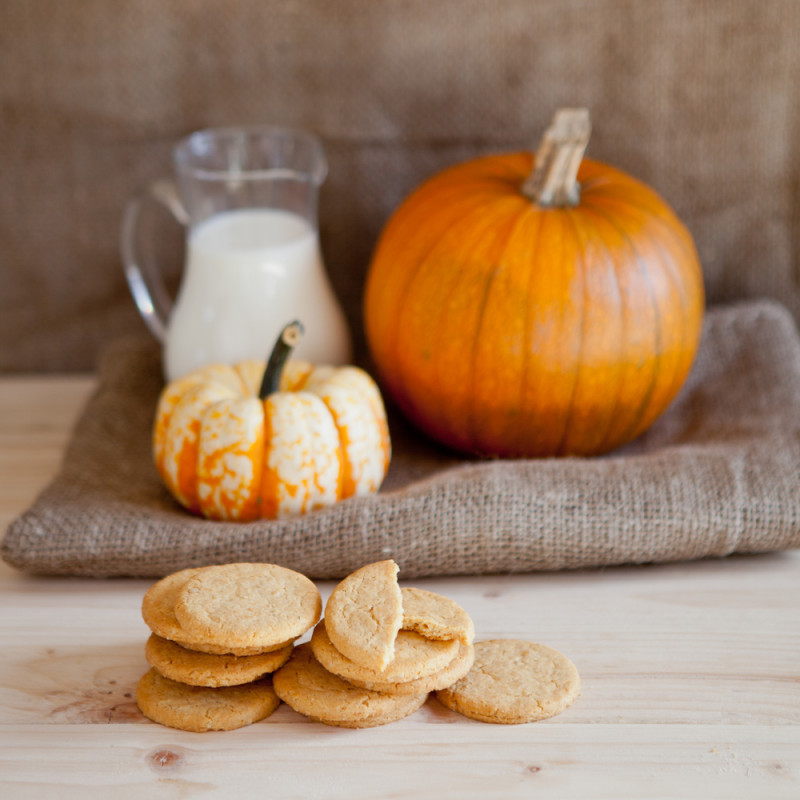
147,747 -> 184,772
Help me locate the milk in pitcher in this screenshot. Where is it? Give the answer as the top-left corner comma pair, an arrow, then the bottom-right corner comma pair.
164,208 -> 351,381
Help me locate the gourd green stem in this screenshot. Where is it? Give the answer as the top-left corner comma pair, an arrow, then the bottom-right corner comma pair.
258,320 -> 304,399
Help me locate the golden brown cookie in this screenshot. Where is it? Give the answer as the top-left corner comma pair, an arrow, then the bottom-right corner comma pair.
311,619 -> 459,685
141,567 -> 287,656
347,642 -> 475,696
435,639 -> 580,724
141,568 -> 207,643
272,643 -> 427,728
324,560 -> 403,672
145,634 -> 293,688
173,563 -> 322,651
136,668 -> 280,732
401,587 -> 475,645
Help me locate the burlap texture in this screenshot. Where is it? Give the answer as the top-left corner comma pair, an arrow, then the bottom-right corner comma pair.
3,300 -> 799,578
2,1 -> 800,372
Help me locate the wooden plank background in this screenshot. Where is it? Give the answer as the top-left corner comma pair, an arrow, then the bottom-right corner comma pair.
1,377 -> 799,798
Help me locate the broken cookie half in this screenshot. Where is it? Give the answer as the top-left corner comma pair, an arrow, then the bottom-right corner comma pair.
324,559 -> 404,672
323,560 -> 475,677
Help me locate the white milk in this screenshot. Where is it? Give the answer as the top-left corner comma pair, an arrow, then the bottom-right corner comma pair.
164,208 -> 352,381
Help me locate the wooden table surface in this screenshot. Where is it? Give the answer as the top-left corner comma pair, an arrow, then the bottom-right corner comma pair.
1,375 -> 798,799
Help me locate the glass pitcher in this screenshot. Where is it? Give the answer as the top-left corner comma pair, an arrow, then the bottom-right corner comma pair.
121,125 -> 352,381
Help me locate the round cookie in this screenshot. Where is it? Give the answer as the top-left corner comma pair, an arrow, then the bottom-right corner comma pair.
141,567 -> 207,643
401,587 -> 475,645
311,620 -> 459,685
136,668 -> 280,732
141,567 -> 287,656
324,560 -> 403,672
435,639 -> 580,724
273,643 -> 428,728
174,563 -> 322,651
348,642 -> 475,696
145,634 -> 293,687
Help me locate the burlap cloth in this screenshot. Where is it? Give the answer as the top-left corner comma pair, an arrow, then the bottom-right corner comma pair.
4,300 -> 800,578
4,2 -> 800,374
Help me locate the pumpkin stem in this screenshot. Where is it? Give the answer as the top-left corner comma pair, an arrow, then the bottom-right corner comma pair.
522,108 -> 592,208
258,320 -> 305,399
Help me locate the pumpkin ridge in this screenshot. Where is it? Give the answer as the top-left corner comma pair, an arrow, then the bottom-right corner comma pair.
333,432 -> 347,502
244,408 -> 266,521
153,373 -> 206,466
302,391 -> 344,512
175,426 -> 202,513
435,196 -> 530,452
357,369 -> 392,474
303,398 -> 321,513
306,368 -> 387,498
196,397 -> 258,520
366,156 -> 530,435
585,186 -> 701,281
299,397 -> 317,513
394,195 -> 521,448
367,181 -> 505,300
587,203 -> 665,450
517,210 -> 546,456
554,208 -> 590,457
589,195 -> 701,427
372,190 -> 505,416
259,398 -> 281,518
567,204 -> 654,454
471,202 -> 543,454
322,393 -> 355,500
607,194 -> 703,436
564,206 -> 627,454
163,380 -> 237,513
530,207 -> 595,456
584,191 -> 704,359
582,175 -> 705,326
540,208 -> 588,456
466,200 -> 535,453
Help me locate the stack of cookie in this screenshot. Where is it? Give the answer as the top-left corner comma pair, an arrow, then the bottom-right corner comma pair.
272,560 -> 477,728
273,559 -> 581,727
137,563 -> 322,732
135,559 -> 580,731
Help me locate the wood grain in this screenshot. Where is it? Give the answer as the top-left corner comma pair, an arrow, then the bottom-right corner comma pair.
1,722 -> 797,799
1,375 -> 799,798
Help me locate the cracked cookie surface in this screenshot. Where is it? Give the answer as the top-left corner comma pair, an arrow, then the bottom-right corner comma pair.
401,587 -> 475,644
323,559 -> 403,671
435,639 -> 580,724
173,563 -> 322,651
141,566 -> 296,655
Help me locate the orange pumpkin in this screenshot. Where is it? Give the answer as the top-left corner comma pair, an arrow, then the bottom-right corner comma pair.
153,322 -> 391,520
364,109 -> 705,457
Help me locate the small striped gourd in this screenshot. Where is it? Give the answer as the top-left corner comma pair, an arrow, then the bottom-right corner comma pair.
153,322 -> 390,520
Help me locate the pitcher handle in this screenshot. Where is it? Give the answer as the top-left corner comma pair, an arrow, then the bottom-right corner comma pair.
120,179 -> 190,342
